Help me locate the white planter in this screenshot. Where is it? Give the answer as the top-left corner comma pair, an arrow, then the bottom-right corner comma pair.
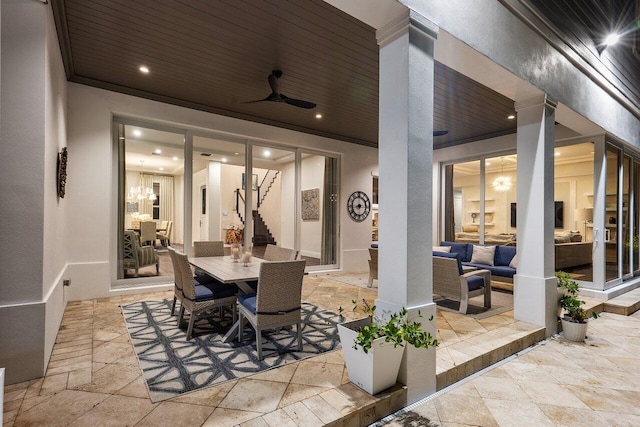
561,317 -> 588,342
338,318 -> 405,395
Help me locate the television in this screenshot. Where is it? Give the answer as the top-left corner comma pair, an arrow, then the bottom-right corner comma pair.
511,201 -> 563,228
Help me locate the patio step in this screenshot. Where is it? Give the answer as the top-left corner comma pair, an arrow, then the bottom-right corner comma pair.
603,288 -> 640,316
436,324 -> 546,391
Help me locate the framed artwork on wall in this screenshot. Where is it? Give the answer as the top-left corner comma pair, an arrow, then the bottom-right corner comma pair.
302,188 -> 320,220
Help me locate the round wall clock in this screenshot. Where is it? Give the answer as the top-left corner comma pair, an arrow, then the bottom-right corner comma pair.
347,191 -> 371,222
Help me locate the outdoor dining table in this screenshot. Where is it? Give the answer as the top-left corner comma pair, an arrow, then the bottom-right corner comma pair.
189,255 -> 265,342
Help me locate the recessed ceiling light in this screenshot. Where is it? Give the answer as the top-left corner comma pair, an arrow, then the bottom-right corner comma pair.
315,113 -> 322,119
555,152 -> 560,156
264,150 -> 271,158
486,162 -> 491,166
172,156 -> 179,161
155,149 -> 162,154
132,129 -> 141,137
604,33 -> 620,46
234,152 -> 239,155
159,167 -> 164,171
221,157 -> 228,163
139,66 -> 150,74
507,115 -> 515,120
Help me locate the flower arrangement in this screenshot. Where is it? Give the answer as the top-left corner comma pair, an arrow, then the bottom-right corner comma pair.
226,223 -> 244,244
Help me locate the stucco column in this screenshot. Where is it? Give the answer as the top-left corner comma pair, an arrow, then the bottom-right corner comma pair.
376,10 -> 438,403
513,94 -> 558,336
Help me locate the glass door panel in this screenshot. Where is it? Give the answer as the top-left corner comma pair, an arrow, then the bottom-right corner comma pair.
192,136 -> 246,250
623,155 -> 632,277
449,161 -> 481,243
299,152 -> 339,269
485,155 -> 516,242
555,142 -> 594,282
118,123 -> 185,280
252,145 -> 295,259
605,145 -> 620,282
635,160 -> 640,275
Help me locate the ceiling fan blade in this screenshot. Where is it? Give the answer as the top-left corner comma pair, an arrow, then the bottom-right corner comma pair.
433,130 -> 449,136
281,94 -> 316,109
243,92 -> 281,104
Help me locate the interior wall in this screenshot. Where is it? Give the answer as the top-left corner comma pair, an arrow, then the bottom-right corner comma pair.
300,155 -> 325,258
65,83 -> 377,302
281,161 -> 296,250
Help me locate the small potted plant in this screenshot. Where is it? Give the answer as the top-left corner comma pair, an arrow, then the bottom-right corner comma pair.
556,271 -> 598,342
337,299 -> 438,395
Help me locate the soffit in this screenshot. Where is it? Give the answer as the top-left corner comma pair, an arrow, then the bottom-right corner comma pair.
51,0 -> 518,149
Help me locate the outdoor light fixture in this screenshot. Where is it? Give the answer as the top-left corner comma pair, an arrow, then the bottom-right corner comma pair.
492,157 -> 512,192
603,33 -> 621,46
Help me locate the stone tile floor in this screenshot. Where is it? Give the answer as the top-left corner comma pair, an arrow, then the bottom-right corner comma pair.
381,309 -> 640,426
4,274 -> 544,427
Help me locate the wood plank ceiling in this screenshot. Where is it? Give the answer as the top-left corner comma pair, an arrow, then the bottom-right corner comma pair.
51,0 -> 517,149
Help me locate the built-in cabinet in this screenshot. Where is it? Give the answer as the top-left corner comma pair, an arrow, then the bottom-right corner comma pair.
466,199 -> 495,227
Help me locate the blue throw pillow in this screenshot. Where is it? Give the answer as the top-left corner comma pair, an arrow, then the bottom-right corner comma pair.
440,241 -> 471,262
495,245 -> 517,266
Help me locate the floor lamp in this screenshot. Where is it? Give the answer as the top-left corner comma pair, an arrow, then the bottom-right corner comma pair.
575,208 -> 593,242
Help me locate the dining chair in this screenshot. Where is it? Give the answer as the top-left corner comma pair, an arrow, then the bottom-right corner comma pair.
167,247 -> 184,317
263,244 -> 298,261
193,241 -> 225,257
158,221 -> 173,247
368,248 -> 378,287
238,259 -> 307,360
174,250 -> 239,340
140,221 -> 157,247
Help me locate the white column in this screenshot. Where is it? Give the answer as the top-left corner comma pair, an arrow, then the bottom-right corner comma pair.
376,10 -> 437,403
207,161 -> 222,241
513,94 -> 558,336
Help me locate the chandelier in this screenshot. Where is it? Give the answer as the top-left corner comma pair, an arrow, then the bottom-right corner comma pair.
492,157 -> 512,192
127,161 -> 156,201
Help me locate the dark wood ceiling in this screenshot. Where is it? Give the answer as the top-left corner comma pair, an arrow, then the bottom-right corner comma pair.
51,0 -> 518,148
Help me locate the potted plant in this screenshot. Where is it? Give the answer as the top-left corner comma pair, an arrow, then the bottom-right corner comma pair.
556,271 -> 598,342
337,299 -> 438,395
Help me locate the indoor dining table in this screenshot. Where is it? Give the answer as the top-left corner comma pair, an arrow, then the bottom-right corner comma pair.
189,255 -> 265,342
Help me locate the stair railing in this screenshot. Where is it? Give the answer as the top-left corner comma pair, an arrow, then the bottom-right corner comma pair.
258,170 -> 280,208
234,188 -> 245,224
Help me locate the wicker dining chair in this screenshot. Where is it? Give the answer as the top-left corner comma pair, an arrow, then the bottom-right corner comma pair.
167,247 -> 184,317
238,259 -> 307,360
193,241 -> 225,257
174,250 -> 239,339
263,244 -> 298,261
368,248 -> 378,287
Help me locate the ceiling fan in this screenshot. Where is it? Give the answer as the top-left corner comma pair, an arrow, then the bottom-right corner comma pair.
433,130 -> 448,136
244,70 -> 316,109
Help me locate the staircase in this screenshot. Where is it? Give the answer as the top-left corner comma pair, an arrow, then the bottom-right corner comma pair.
252,210 -> 276,246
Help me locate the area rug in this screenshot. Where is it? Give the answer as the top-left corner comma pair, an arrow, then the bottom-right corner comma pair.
434,289 -> 514,320
121,300 -> 341,402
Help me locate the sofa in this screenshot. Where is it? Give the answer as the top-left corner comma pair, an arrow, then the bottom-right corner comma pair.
454,230 -> 593,270
440,241 -> 516,283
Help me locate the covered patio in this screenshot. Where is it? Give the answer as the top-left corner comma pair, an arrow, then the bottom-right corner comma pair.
4,276 -> 542,426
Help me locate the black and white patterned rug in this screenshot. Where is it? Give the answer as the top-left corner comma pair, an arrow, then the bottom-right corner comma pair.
121,299 -> 341,402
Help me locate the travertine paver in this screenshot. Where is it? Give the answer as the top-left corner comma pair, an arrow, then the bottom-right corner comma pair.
3,274 -> 540,426
383,310 -> 640,426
